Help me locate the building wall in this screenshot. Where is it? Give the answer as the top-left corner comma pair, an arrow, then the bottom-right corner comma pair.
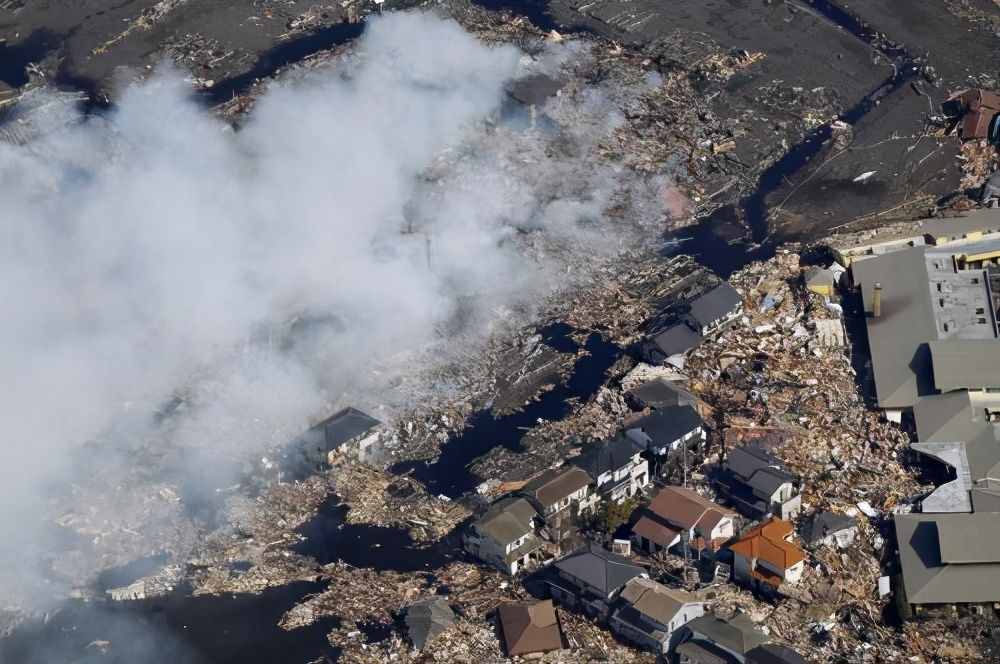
609,616 -> 666,654
733,553 -> 752,583
709,517 -> 734,541
778,494 -> 802,520
463,534 -> 508,575
785,560 -> 804,584
671,603 -> 706,636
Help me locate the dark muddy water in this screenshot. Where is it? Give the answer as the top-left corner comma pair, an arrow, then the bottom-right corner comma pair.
391,322 -> 622,498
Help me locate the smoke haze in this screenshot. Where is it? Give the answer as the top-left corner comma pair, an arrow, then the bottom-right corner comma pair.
0,11 -> 668,609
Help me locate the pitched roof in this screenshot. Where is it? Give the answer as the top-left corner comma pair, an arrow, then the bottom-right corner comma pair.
618,577 -> 698,626
674,640 -> 730,664
627,379 -> 698,409
629,406 -> 703,445
632,515 -> 681,548
729,519 -> 805,573
895,513 -> 1000,605
405,598 -> 455,650
800,511 -> 856,545
648,486 -> 733,532
571,435 -> 641,478
649,322 -> 703,357
497,600 -> 562,656
689,283 -> 742,327
727,445 -> 797,495
686,613 -> 768,655
553,544 -> 645,595
473,497 -> 538,544
747,643 -> 809,664
929,340 -> 1000,392
301,407 -> 380,452
521,466 -> 593,509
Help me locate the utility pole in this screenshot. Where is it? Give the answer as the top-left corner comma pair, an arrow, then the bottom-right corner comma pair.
682,437 -> 688,488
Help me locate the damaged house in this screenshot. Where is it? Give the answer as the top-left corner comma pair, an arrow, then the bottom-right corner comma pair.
570,435 -> 649,504
631,486 -> 736,556
404,597 -> 456,651
608,577 -> 704,656
641,283 -> 743,369
626,378 -> 698,411
626,404 -> 705,473
641,321 -> 703,370
547,544 -> 647,619
463,496 -> 544,576
496,600 -> 564,658
519,465 -> 594,554
689,283 -> 744,337
674,612 -> 769,664
716,445 -> 801,520
728,519 -> 806,592
283,406 -> 381,476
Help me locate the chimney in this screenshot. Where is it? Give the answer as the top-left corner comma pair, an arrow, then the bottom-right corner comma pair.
872,282 -> 882,318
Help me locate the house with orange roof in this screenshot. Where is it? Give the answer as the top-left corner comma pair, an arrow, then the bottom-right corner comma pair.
631,486 -> 737,556
729,519 -> 806,590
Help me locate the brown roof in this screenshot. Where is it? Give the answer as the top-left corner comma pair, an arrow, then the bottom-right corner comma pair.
497,600 -> 563,656
729,519 -> 805,575
618,577 -> 699,625
649,486 -> 734,533
521,466 -> 592,509
633,515 -> 681,548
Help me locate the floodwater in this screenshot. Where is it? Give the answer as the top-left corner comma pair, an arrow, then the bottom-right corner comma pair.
391,322 -> 621,498
292,496 -> 451,571
0,582 -> 341,664
0,29 -> 59,88
202,22 -> 365,106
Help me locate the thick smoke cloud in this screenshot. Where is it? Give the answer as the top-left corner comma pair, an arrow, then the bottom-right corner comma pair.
0,11 -> 667,609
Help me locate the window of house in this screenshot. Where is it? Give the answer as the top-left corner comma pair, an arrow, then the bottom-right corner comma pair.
977,307 -> 986,315
972,277 -> 980,284
979,318 -> 989,324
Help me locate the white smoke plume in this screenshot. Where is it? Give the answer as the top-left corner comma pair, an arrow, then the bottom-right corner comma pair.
0,11 -> 669,610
